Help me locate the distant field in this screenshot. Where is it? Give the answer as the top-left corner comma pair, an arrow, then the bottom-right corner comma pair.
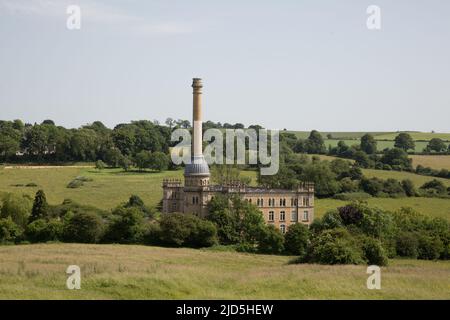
361,169 -> 450,188
288,131 -> 450,142
0,167 -> 256,210
410,155 -> 450,170
316,197 -> 450,221
0,244 -> 448,299
374,132 -> 450,141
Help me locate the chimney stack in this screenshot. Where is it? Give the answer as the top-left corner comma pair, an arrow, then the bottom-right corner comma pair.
192,78 -> 203,157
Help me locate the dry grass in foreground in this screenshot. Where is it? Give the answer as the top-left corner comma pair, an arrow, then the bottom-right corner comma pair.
0,244 -> 449,300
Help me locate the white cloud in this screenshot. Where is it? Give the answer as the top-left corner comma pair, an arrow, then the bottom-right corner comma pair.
0,0 -> 192,35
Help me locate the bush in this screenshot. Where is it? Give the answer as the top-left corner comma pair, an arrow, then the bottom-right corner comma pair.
401,179 -> 417,197
67,179 -> 84,189
102,206 -> 148,244
95,160 -> 106,170
309,210 -> 343,234
305,228 -> 364,265
0,193 -> 32,228
338,204 -> 364,225
395,232 -> 419,258
159,213 -> 217,248
333,192 -> 371,201
360,177 -> 384,196
362,237 -> 389,266
420,179 -> 447,196
0,217 -> 22,243
284,223 -> 309,256
62,211 -> 104,243
417,232 -> 444,260
25,219 -> 63,243
258,225 -> 284,254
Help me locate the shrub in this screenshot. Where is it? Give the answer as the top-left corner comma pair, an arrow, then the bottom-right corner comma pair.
417,232 -> 444,260
67,179 -> 84,189
309,210 -> 343,234
395,232 -> 419,258
338,204 -> 364,225
401,179 -> 417,197
338,177 -> 359,193
95,160 -> 106,170
306,228 -> 364,265
62,212 -> 104,243
258,225 -> 284,254
420,179 -> 446,196
284,223 -> 309,257
333,192 -> 371,201
159,213 -> 217,248
0,217 -> 22,243
102,206 -> 147,244
25,182 -> 38,187
25,219 -> 63,243
360,177 -> 384,196
0,193 -> 32,228
362,237 -> 389,266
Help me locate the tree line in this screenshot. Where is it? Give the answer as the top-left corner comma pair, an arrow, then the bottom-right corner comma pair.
1,190 -> 448,265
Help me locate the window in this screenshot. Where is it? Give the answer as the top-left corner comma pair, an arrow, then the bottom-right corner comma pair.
192,196 -> 199,205
280,224 -> 286,234
291,211 -> 298,222
303,197 -> 310,207
280,211 -> 285,222
268,211 -> 274,222
249,198 -> 252,204
272,198 -> 275,207
303,211 -> 309,221
290,198 -> 294,206
279,198 -> 283,206
257,199 -> 260,206
260,199 -> 264,206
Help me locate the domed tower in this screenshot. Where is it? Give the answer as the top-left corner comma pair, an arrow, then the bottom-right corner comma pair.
183,79 -> 210,216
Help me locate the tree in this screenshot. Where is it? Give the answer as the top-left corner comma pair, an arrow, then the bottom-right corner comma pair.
159,213 -> 217,248
0,122 -> 21,161
29,190 -> 49,223
62,211 -> 104,243
426,138 -> 447,153
258,225 -> 284,254
165,117 -> 175,129
300,162 -> 340,197
25,219 -> 63,243
0,218 -> 22,243
284,223 -> 310,257
353,151 -> 371,168
103,206 -> 147,244
394,133 -> 415,151
306,130 -> 326,154
305,228 -> 364,265
134,150 -> 150,171
362,237 -> 388,266
360,134 -> 377,154
380,148 -> 412,170
0,193 -> 33,228
148,151 -> 169,171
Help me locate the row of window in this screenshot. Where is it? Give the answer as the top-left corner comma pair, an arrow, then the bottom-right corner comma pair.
268,210 -> 309,222
253,197 -> 310,207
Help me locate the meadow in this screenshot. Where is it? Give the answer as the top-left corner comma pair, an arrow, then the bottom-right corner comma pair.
288,131 -> 450,153
0,243 -> 448,299
1,165 -> 449,221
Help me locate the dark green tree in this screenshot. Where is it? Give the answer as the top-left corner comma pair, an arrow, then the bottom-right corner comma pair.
360,134 -> 377,154
29,190 -> 49,223
394,133 -> 415,151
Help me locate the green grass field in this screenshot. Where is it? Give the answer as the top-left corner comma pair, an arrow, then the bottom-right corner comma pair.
315,198 -> 450,221
0,243 -> 448,299
1,166 -> 449,221
288,131 -> 450,141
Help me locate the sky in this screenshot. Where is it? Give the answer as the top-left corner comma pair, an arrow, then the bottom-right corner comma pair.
0,0 -> 449,132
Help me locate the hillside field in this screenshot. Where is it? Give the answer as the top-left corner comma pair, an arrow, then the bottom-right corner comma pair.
0,244 -> 449,299
1,166 -> 449,221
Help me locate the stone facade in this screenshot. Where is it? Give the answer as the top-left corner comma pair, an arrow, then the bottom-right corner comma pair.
162,179 -> 314,233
